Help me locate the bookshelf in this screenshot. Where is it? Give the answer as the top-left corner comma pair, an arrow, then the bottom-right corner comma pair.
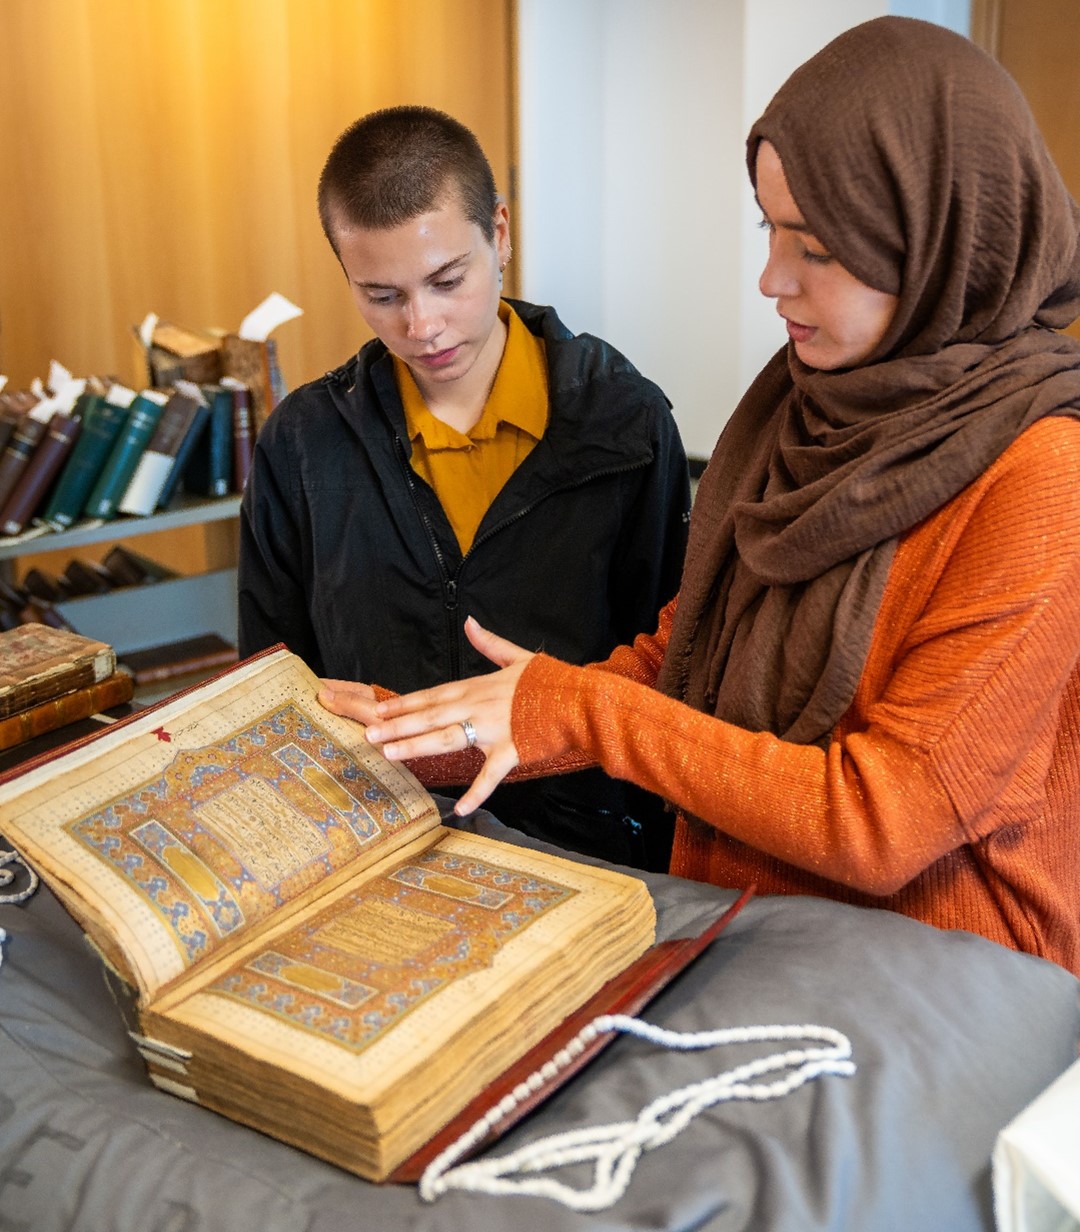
0,496 -> 242,702
0,494 -> 241,567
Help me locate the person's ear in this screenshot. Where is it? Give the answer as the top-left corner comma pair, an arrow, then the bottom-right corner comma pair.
493,199 -> 512,270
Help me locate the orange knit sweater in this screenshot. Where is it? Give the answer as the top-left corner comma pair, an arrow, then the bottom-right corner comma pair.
503,417 -> 1080,973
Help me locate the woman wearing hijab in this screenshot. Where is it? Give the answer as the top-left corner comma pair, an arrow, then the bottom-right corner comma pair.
320,17 -> 1080,974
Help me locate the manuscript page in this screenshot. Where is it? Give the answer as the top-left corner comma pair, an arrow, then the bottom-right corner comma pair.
0,649 -> 439,999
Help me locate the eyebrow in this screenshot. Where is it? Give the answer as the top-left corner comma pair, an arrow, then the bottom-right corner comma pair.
354,252 -> 471,291
754,193 -> 817,234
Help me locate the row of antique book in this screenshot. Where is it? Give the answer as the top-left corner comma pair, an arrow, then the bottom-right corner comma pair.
0,543 -> 178,632
0,542 -> 183,630
0,376 -> 255,541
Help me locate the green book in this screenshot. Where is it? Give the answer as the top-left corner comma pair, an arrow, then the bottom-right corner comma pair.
82,389 -> 169,521
41,386 -> 136,529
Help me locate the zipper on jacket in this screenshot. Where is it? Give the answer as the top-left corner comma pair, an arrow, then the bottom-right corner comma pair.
392,435 -> 463,678
395,440 -> 652,681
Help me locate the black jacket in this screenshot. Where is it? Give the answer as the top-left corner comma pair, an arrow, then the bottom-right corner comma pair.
238,300 -> 690,868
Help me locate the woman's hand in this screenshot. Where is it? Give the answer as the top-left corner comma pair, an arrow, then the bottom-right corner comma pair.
317,679 -> 381,727
336,617 -> 533,815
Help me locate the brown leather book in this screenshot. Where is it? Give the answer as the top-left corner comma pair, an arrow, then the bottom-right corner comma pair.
0,577 -> 31,611
0,580 -> 28,631
146,322 -> 223,387
0,670 -> 134,751
222,335 -> 277,432
0,412 -> 48,516
118,632 -> 238,684
16,599 -> 75,631
0,398 -> 26,456
61,558 -> 116,596
21,567 -> 68,602
100,544 -> 178,589
0,624 -> 117,719
0,411 -> 82,536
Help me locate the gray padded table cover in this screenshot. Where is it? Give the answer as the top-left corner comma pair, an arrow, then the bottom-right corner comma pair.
1,803 -> 1077,1232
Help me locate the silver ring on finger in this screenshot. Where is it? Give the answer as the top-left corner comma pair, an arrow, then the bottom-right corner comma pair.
460,718 -> 478,749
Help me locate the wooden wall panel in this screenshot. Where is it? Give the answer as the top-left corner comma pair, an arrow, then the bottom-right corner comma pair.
0,0 -> 516,393
993,0 -> 1080,342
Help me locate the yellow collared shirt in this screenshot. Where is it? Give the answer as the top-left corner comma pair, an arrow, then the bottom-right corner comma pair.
394,302 -> 549,554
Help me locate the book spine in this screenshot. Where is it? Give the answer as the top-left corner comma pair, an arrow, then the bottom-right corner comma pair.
118,393 -> 201,516
119,634 -> 237,685
207,390 -> 235,497
0,658 -> 102,719
0,406 -> 23,456
0,413 -> 82,536
116,451 -> 177,517
222,335 -> 274,432
154,404 -> 209,509
0,672 -> 134,751
40,396 -> 129,529
0,417 -> 47,514
231,387 -> 254,493
101,544 -> 177,586
82,393 -> 167,520
183,389 -> 233,498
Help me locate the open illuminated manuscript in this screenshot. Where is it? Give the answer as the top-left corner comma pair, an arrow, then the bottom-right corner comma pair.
0,647 -> 655,1181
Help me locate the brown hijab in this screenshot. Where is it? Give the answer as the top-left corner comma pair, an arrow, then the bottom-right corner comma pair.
657,16 -> 1080,746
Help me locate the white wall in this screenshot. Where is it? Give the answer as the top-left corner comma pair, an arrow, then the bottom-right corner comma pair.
516,0 -> 963,459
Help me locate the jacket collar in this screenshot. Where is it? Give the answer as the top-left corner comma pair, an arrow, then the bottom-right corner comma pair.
327,299 -> 666,474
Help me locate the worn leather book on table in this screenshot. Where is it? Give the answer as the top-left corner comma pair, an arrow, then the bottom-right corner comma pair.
0,669 -> 133,751
0,624 -> 116,719
117,633 -> 238,684
0,646 -> 664,1183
